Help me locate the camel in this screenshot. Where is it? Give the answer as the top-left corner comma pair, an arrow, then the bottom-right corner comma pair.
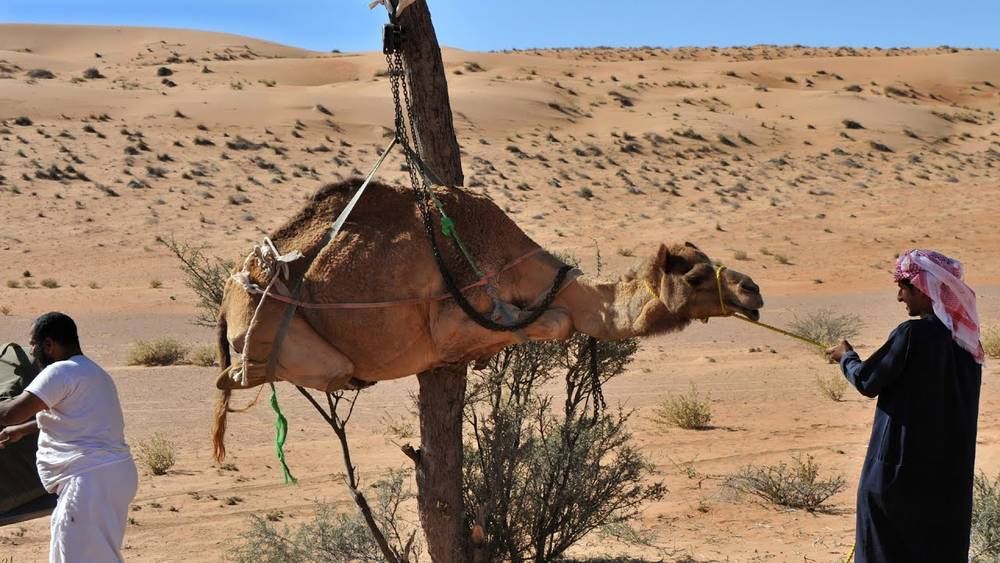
212,178 -> 763,460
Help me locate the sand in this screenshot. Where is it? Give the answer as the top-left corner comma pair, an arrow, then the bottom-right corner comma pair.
1,24 -> 999,561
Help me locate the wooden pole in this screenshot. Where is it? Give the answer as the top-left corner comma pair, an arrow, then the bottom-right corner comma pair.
395,1 -> 472,561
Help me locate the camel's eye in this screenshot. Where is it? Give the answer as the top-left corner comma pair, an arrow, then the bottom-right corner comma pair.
684,268 -> 710,286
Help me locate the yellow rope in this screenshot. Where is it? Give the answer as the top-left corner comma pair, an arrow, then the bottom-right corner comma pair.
643,267 -> 828,349
844,543 -> 855,562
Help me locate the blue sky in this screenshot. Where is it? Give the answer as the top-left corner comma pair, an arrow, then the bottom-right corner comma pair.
1,0 -> 997,53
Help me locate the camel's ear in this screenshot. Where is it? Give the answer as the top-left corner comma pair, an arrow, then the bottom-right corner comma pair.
656,244 -> 670,271
656,243 -> 683,273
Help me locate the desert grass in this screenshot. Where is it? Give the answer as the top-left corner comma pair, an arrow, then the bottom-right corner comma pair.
127,338 -> 189,366
815,372 -> 849,401
190,345 -> 217,367
652,384 -> 713,430
789,309 -> 863,349
982,326 -> 1000,359
136,433 -> 177,475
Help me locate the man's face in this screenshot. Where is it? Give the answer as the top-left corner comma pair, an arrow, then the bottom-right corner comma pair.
897,282 -> 933,317
29,332 -> 54,369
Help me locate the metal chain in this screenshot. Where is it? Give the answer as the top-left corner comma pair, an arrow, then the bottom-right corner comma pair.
384,47 -> 574,333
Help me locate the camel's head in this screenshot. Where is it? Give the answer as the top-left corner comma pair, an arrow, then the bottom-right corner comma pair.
650,242 -> 764,322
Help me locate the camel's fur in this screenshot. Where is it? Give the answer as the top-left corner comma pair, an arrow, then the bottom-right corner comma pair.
212,178 -> 763,460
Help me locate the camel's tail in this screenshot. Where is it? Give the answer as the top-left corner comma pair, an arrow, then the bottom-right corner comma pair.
212,310 -> 232,463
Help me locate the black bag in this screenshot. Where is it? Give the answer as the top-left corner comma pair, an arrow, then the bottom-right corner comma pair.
0,342 -> 47,515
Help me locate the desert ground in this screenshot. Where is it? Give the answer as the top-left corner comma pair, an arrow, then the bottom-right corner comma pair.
1,23 -> 999,562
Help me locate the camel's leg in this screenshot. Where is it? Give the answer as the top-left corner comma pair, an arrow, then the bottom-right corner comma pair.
219,314 -> 356,393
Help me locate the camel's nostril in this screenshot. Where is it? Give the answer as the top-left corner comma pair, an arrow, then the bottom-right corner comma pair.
740,280 -> 760,294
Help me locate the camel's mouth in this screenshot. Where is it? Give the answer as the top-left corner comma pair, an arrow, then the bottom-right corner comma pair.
732,307 -> 761,322
726,298 -> 762,322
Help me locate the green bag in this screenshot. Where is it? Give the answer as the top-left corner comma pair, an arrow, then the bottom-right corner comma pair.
0,342 -> 47,514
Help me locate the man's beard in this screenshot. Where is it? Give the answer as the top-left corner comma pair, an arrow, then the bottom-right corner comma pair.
33,350 -> 54,370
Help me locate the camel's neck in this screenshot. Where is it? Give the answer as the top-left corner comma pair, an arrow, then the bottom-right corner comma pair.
559,275 -> 691,340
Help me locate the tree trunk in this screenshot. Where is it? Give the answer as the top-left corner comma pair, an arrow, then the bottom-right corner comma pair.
397,2 -> 471,562
399,0 -> 464,187
413,366 -> 469,562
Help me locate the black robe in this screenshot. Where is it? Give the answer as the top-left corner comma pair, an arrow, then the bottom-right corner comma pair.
840,314 -> 982,562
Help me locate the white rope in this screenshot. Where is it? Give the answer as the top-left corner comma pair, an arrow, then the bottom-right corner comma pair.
230,238 -> 303,387
368,0 -> 416,16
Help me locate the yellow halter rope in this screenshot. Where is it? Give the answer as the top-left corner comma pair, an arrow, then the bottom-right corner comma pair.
643,266 -> 828,350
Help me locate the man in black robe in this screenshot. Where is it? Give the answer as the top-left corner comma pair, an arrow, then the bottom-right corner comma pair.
828,249 -> 984,562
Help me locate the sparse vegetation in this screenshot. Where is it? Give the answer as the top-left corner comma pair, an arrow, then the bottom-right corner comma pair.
790,309 -> 863,349
136,433 -> 178,475
983,326 -> 1000,359
40,278 -> 60,289
127,338 -> 189,366
727,455 -> 846,512
815,373 -> 849,401
191,345 -> 217,367
158,236 -> 234,327
652,384 -> 713,430
82,67 -> 104,79
27,68 -> 56,79
465,335 -> 664,562
0,305 -> 11,316
733,250 -> 749,261
149,279 -> 163,289
973,471 -> 1000,560
229,471 -> 420,563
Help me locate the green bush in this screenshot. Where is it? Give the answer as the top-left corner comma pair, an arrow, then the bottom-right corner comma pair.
464,335 -> 665,562
128,338 -> 189,366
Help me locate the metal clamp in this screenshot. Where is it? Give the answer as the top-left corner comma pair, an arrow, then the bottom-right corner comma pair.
383,23 -> 406,54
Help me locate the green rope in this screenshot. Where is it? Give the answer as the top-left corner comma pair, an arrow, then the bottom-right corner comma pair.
427,191 -> 485,278
269,383 -> 296,484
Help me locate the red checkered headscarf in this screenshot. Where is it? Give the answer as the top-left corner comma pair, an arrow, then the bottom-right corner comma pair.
894,250 -> 984,364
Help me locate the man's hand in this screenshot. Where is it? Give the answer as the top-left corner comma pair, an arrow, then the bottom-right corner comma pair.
826,340 -> 853,364
0,422 -> 32,449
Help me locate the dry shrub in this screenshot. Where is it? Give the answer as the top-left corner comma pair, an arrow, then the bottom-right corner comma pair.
136,433 -> 177,475
128,338 -> 189,366
982,326 -> 1000,360
190,345 -> 217,367
229,471 -> 420,563
652,384 -> 712,430
789,309 -> 863,349
973,472 -> 1000,561
815,372 -> 848,401
727,455 -> 846,512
